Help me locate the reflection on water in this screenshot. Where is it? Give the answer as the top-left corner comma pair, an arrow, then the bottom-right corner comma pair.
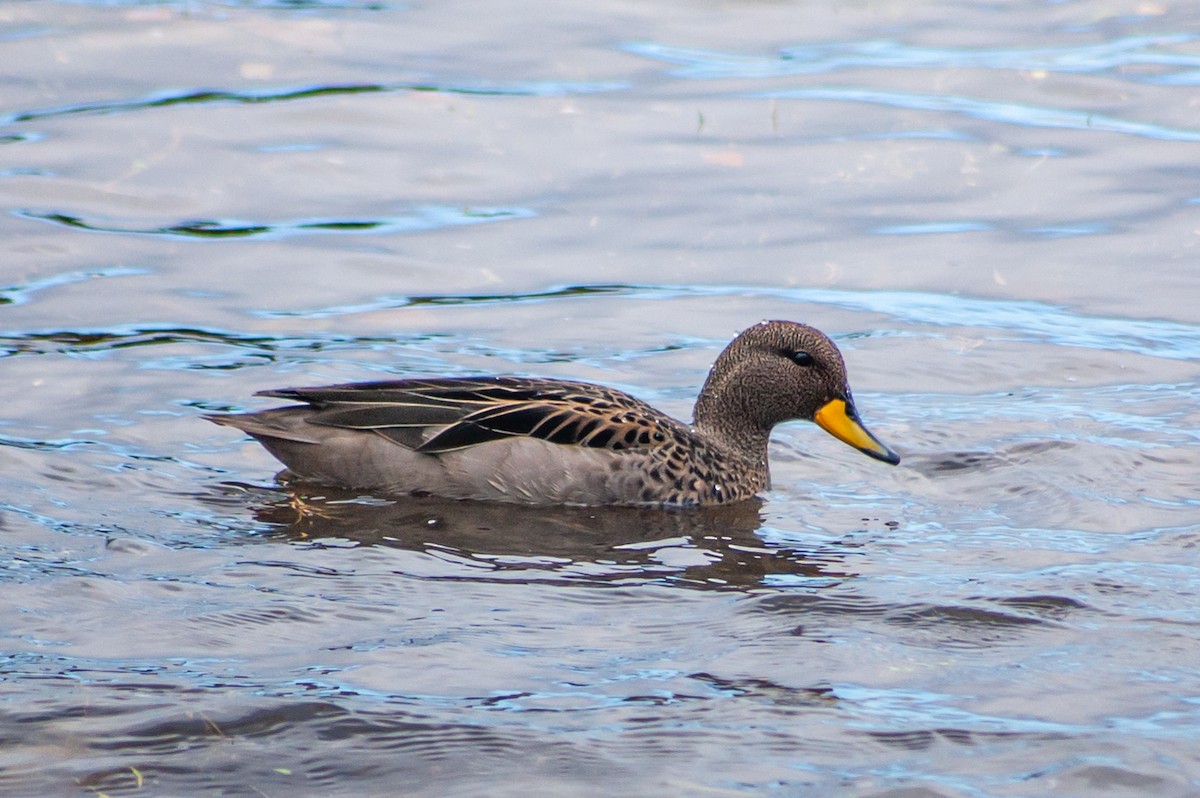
217,481 -> 856,590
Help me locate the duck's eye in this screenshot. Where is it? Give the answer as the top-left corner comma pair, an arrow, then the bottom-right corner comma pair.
790,350 -> 814,367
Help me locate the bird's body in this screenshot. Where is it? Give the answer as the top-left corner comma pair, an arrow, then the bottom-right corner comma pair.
207,321 -> 899,506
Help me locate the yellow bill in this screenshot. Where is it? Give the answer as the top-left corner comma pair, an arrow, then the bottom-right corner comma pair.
814,397 -> 900,465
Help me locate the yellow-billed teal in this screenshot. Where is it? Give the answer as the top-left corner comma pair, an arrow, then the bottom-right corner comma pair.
207,320 -> 899,506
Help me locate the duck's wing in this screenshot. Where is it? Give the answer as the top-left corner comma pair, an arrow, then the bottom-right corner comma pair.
258,376 -> 679,454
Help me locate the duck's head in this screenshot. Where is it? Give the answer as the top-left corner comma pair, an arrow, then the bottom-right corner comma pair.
694,320 -> 900,465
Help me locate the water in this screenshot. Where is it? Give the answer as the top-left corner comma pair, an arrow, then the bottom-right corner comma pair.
3,0 -> 1200,795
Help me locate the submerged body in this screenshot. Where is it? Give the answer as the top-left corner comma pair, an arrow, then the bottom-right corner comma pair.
208,321 -> 899,506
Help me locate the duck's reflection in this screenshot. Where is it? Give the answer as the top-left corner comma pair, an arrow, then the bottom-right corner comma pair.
213,478 -> 854,590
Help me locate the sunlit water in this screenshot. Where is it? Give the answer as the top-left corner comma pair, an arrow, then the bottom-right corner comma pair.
2,1 -> 1199,796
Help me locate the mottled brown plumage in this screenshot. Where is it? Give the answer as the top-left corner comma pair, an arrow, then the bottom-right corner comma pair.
207,321 -> 899,506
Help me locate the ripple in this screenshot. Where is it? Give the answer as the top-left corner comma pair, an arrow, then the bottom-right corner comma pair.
763,86 -> 1200,143
738,286 -> 1200,361
237,282 -> 1200,361
0,325 -> 271,359
0,434 -> 101,452
5,281 -> 1197,369
2,80 -> 624,127
1026,222 -> 1111,238
57,0 -> 392,7
0,323 -> 468,389
257,283 -> 630,319
15,205 -> 535,241
908,441 -> 1075,477
873,221 -> 993,235
624,35 -> 1200,82
0,132 -> 40,145
837,684 -> 1082,734
689,672 -> 835,707
989,594 -> 1089,618
95,703 -> 344,751
753,590 -> 1068,649
864,726 -> 1062,751
870,219 -> 1111,238
0,266 -> 146,307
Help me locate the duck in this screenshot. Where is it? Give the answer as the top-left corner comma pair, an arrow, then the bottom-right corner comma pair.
206,320 -> 899,506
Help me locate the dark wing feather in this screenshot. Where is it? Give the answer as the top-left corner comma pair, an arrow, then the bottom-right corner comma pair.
411,421 -> 506,453
257,376 -> 681,455
416,404 -> 582,453
259,378 -> 569,408
257,381 -> 484,407
462,404 -> 567,436
306,404 -> 463,429
417,398 -> 674,455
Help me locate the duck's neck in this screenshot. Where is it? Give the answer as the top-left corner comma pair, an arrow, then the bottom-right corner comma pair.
692,353 -> 773,487
693,398 -> 772,474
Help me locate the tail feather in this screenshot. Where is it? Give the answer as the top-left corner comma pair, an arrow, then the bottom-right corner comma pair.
204,408 -> 323,445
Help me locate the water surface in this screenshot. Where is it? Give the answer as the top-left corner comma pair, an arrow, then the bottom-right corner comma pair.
2,0 -> 1199,796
